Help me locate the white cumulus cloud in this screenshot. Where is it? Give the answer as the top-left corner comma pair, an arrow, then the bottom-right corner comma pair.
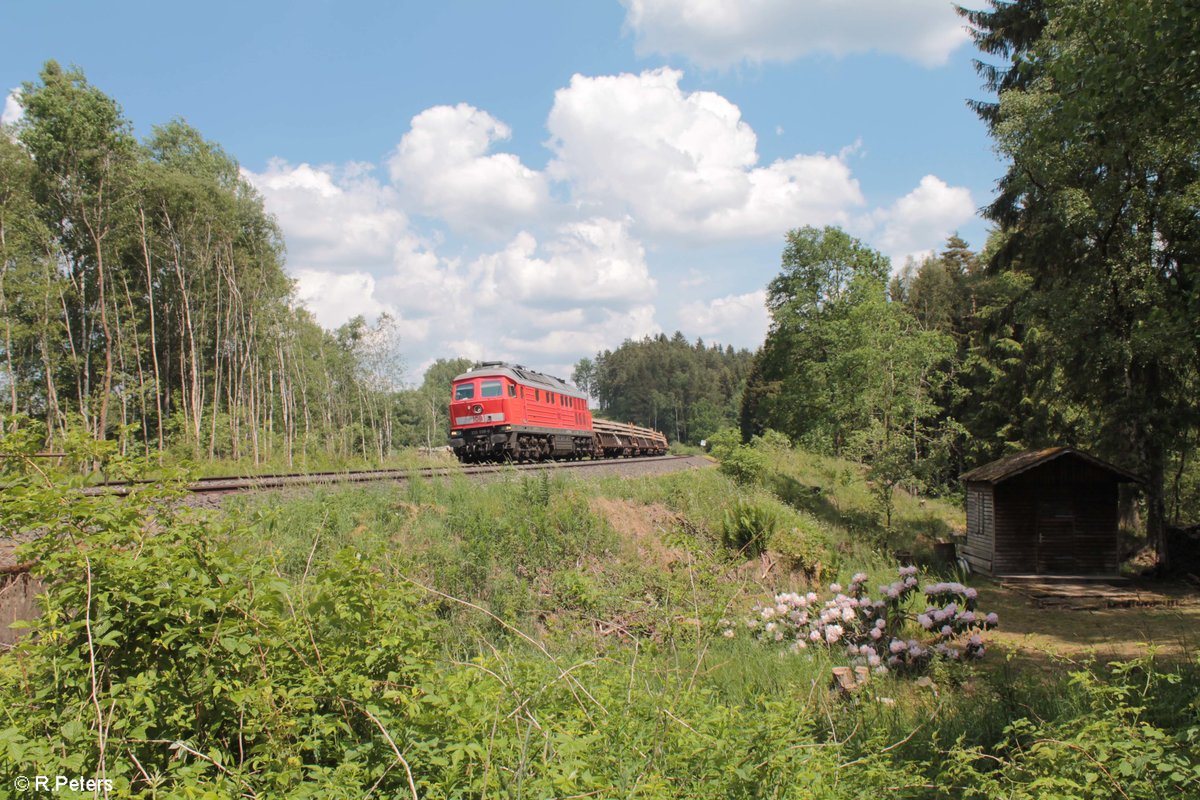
678,289 -> 769,348
468,218 -> 656,309
246,76 -> 979,381
387,219 -> 659,370
621,0 -> 969,68
293,269 -> 393,330
869,175 -> 976,267
2,89 -> 22,126
388,103 -> 549,237
245,159 -> 416,271
499,305 -> 661,358
547,68 -> 864,240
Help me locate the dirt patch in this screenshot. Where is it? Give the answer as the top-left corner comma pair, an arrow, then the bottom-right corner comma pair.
589,497 -> 691,571
1000,578 -> 1197,610
978,581 -> 1200,663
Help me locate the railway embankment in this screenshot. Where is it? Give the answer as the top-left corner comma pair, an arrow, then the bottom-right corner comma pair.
2,444 -> 1197,796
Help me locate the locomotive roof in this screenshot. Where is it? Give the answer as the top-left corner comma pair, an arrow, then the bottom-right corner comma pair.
453,362 -> 587,400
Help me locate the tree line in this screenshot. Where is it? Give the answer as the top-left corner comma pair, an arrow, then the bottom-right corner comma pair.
0,61 -> 466,467
573,334 -> 754,446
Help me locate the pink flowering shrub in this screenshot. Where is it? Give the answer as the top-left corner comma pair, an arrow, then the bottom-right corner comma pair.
725,566 -> 998,675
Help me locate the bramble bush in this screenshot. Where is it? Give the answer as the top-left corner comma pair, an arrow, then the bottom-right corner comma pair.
0,477 -> 448,798
933,656 -> 1200,798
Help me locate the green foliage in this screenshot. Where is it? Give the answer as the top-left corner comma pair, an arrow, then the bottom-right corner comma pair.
721,498 -> 778,558
404,356 -> 473,450
583,332 -> 754,444
936,657 -> 1200,798
2,465 -> 1199,797
751,429 -> 793,455
707,426 -> 772,486
717,443 -> 768,486
0,478 -> 442,797
866,441 -> 910,530
963,0 -> 1200,549
743,226 -> 960,501
550,569 -> 603,613
1,61 -> 436,470
706,426 -> 742,459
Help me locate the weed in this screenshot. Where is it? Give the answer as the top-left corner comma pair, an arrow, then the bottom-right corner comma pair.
721,498 -> 778,558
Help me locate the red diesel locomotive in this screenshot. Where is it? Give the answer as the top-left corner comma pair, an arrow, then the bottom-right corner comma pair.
448,362 -> 667,462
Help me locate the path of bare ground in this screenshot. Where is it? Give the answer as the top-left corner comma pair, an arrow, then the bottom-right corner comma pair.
978,581 -> 1200,664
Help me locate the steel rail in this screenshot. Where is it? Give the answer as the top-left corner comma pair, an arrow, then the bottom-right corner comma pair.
79,454 -> 692,497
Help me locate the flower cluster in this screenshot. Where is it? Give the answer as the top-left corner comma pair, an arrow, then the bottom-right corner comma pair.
725,567 -> 999,675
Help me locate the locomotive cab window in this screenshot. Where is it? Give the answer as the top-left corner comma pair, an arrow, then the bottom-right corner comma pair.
508,384 -> 517,397
480,379 -> 503,398
454,383 -> 474,400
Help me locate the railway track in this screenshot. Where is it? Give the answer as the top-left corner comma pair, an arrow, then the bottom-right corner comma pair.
81,454 -> 702,498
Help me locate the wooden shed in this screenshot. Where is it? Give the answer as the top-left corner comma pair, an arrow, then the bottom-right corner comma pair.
960,447 -> 1140,577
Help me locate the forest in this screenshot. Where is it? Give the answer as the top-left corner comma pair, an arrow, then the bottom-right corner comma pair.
0,61 -> 473,471
573,335 -> 754,447
735,0 -> 1200,561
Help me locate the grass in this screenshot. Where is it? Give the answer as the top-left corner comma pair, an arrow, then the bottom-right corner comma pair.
7,442 -> 1199,797
217,444 -> 1200,794
14,444 -> 462,488
227,440 -> 1199,668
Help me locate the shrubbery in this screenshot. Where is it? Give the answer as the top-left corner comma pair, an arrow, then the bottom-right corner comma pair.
1,465 -> 1197,797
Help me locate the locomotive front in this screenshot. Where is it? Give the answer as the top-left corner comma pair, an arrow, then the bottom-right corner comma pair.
447,366 -> 517,462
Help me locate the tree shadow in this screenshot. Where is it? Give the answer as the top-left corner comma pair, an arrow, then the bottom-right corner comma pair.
770,473 -> 878,535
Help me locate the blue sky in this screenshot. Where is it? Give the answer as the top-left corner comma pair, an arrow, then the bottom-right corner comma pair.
2,1 -> 1003,383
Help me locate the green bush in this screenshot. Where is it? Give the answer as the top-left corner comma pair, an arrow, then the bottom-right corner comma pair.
0,480 -> 441,798
721,498 -> 778,559
718,444 -> 769,486
751,429 -> 792,454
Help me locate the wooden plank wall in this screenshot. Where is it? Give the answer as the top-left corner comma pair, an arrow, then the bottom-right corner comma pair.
963,484 -> 995,574
992,459 -> 1120,575
992,484 -> 1038,574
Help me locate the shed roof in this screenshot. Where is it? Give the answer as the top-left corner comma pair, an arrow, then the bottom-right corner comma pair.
960,447 -> 1141,484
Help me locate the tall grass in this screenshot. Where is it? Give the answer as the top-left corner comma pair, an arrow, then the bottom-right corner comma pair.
5,451 -> 1197,797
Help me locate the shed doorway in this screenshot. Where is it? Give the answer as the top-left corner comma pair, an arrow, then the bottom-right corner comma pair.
1036,500 -> 1078,574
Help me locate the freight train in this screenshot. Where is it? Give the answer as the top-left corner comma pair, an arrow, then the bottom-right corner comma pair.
448,362 -> 668,463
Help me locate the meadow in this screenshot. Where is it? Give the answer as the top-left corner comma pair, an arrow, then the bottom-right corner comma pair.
1,438 -> 1197,798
